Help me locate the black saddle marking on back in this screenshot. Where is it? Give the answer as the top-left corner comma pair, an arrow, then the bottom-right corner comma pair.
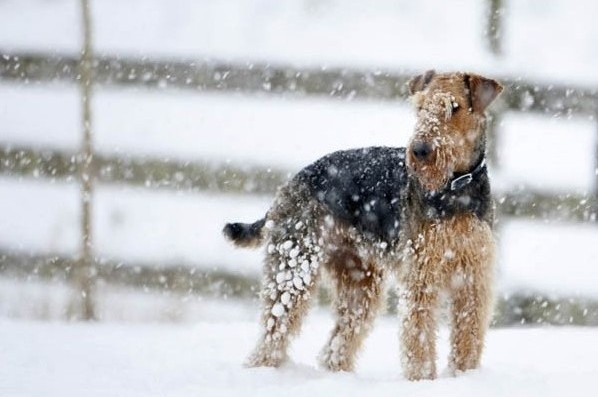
296,147 -> 408,242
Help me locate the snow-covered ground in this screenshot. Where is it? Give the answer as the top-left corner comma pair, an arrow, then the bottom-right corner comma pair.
3,313 -> 598,396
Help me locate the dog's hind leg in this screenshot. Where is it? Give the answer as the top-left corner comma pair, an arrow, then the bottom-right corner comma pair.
319,251 -> 385,372
245,214 -> 323,367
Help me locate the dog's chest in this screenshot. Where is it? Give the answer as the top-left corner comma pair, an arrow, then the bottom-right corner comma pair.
414,214 -> 494,272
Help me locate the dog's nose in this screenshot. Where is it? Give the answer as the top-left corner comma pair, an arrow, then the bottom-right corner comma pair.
412,141 -> 432,161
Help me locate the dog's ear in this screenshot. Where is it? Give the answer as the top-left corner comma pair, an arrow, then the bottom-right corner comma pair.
408,70 -> 436,95
465,74 -> 503,112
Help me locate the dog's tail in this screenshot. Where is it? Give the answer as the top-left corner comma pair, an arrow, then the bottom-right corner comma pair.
223,218 -> 267,248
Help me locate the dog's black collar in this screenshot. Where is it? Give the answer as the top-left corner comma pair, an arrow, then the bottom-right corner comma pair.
449,156 -> 487,191
417,154 -> 491,221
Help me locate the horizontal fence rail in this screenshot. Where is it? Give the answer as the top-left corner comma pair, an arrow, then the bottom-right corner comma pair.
1,144 -> 596,222
1,51 -> 598,116
0,144 -> 288,195
1,249 -> 598,327
0,249 -> 257,299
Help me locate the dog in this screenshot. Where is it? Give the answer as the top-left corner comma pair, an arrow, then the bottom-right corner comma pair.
223,70 -> 503,380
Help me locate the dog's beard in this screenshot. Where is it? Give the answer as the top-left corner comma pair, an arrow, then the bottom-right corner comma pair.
408,142 -> 454,192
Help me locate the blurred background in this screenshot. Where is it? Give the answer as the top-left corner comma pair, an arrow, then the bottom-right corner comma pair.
0,0 -> 597,325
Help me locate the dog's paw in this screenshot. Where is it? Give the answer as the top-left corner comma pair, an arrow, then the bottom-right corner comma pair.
403,363 -> 437,381
318,348 -> 354,372
244,349 -> 287,368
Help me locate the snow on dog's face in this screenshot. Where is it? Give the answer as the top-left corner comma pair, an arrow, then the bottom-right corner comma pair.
406,71 -> 503,192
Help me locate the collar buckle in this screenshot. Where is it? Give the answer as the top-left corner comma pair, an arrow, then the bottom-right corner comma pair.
450,173 -> 473,191
449,158 -> 486,191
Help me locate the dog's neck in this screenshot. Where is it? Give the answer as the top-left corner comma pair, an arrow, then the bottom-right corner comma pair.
410,150 -> 492,223
447,151 -> 487,192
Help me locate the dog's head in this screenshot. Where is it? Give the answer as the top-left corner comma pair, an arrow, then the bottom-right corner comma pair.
406,70 -> 503,192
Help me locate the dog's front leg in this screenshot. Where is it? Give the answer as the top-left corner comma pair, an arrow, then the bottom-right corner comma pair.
448,223 -> 494,374
400,250 -> 441,381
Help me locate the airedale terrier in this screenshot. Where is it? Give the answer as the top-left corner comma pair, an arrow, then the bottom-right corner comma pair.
223,70 -> 503,380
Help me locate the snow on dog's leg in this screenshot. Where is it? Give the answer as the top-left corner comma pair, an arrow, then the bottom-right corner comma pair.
245,214 -> 323,367
319,252 -> 384,372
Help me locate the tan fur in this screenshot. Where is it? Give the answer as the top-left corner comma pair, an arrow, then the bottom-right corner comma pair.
236,71 -> 502,380
399,71 -> 500,380
319,249 -> 385,371
400,215 -> 494,380
407,73 -> 499,191
245,182 -> 325,367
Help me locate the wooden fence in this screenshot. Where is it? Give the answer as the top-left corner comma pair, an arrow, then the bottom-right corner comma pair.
1,0 -> 598,324
1,50 -> 598,324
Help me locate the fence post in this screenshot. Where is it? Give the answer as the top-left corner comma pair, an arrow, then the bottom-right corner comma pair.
486,110 -> 501,168
486,0 -> 503,56
72,0 -> 96,320
594,115 -> 598,222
